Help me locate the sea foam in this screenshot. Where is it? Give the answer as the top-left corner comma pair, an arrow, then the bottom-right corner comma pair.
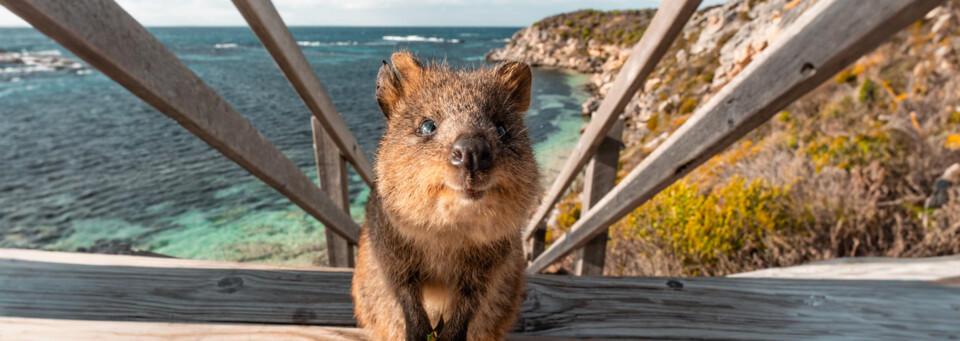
382,35 -> 463,43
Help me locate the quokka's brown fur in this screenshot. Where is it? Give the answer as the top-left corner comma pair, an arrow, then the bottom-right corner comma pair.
351,52 -> 540,341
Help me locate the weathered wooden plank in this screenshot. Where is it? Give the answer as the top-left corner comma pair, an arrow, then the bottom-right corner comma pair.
573,119 -> 622,276
0,317 -> 370,341
2,249 -> 959,340
731,255 -> 960,281
232,0 -> 375,186
0,318 -> 582,341
523,0 -> 701,241
516,275 -> 960,340
312,117 -> 355,268
0,0 -> 361,243
527,0 -> 945,274
0,249 -> 356,326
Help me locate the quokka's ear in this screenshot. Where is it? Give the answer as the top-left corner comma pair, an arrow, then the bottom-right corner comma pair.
375,52 -> 424,119
495,61 -> 532,113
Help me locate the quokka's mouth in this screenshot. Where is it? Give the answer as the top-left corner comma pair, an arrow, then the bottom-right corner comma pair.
445,180 -> 494,202
459,188 -> 485,200
445,170 -> 496,202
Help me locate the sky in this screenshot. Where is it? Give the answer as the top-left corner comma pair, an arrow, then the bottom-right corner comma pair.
0,0 -> 727,27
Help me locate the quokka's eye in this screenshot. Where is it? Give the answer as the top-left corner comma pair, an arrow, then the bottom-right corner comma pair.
496,125 -> 507,138
419,118 -> 437,136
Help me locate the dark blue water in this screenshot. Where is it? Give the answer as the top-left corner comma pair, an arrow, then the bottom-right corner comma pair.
0,27 -> 590,264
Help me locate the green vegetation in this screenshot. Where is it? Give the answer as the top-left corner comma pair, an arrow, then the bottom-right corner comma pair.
835,68 -> 858,84
679,97 -> 699,115
534,9 -> 655,45
620,177 -> 793,274
858,78 -> 877,104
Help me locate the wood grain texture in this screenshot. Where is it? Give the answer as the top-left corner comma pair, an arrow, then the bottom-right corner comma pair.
522,0 -> 701,241
0,0 -> 361,243
731,255 -> 960,281
0,249 -> 357,326
527,0 -> 946,274
0,318 -> 589,341
0,318 -> 370,341
516,275 -> 960,340
2,249 -> 959,340
232,0 -> 375,186
312,117 -> 355,268
573,119 -> 622,276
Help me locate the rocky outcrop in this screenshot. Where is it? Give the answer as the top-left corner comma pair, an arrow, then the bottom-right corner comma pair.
486,9 -> 654,73
491,0 -> 818,149
0,50 -> 85,76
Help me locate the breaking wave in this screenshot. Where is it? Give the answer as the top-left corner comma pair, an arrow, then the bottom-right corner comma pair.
296,41 -> 359,47
382,35 -> 463,43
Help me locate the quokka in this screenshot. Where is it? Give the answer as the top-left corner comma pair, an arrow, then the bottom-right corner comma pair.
351,52 -> 540,341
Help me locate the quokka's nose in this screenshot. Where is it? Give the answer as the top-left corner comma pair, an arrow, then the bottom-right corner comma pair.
450,138 -> 493,173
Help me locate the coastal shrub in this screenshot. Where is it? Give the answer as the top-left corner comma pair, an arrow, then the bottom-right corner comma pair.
619,176 -> 793,274
716,31 -> 736,48
565,20 -> 574,27
948,111 -> 960,125
804,130 -> 897,172
777,110 -> 791,123
747,0 -> 767,9
835,68 -> 857,84
700,71 -> 714,83
859,78 -> 877,104
550,194 -> 582,243
646,113 -> 660,133
679,97 -> 699,115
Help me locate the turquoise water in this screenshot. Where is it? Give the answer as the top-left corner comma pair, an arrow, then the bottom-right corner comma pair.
0,27 -> 590,265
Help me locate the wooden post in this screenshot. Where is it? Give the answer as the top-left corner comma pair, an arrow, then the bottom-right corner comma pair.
312,117 -> 354,268
574,119 -> 623,276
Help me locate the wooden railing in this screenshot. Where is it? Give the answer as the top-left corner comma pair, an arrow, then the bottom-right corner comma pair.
525,0 -> 945,274
0,0 -> 947,276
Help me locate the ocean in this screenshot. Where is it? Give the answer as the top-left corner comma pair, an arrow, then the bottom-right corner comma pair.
0,27 -> 590,265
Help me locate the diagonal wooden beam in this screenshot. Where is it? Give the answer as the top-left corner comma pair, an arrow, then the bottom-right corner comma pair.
0,0 -> 361,243
522,0 -> 701,241
232,0 -> 375,187
527,0 -> 945,274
